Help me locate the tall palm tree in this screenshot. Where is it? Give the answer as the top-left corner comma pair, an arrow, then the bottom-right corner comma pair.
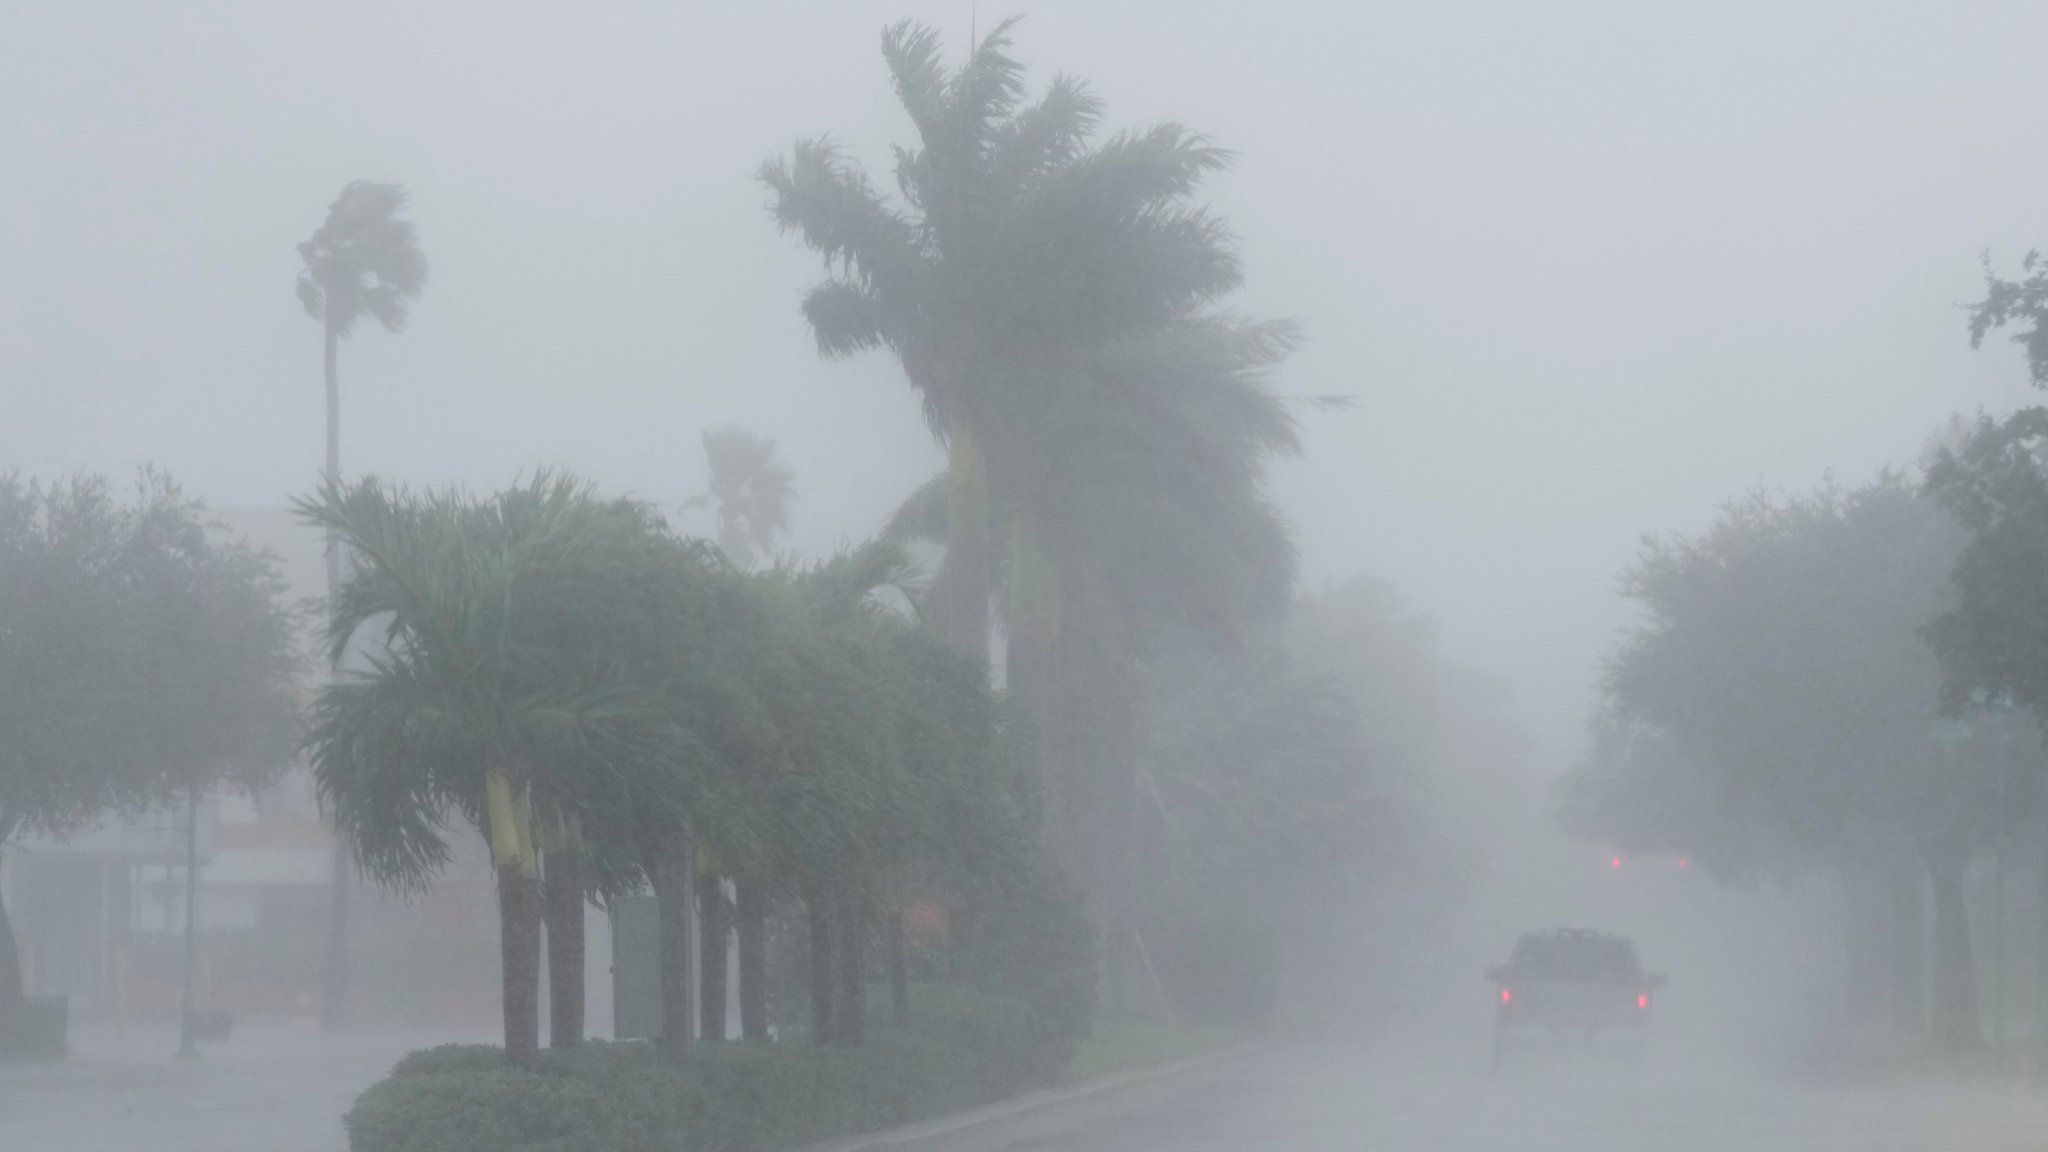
296,180 -> 427,1029
765,21 -> 1300,999
761,18 -> 1241,669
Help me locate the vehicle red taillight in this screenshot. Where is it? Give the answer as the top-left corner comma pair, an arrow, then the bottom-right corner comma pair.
1500,987 -> 1512,1005
1637,993 -> 1649,1009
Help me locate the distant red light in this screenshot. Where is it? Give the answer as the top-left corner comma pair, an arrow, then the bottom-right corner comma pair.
1637,993 -> 1649,1009
1611,856 -> 1623,869
1500,987 -> 1512,1005
1678,857 -> 1690,869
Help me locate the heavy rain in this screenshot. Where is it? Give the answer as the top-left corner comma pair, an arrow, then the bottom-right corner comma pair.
6,4 -> 2048,1150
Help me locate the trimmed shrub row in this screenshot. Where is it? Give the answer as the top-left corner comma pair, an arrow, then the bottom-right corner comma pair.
345,984 -> 1077,1152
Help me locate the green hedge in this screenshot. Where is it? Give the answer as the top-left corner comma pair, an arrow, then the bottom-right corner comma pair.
345,985 -> 1073,1152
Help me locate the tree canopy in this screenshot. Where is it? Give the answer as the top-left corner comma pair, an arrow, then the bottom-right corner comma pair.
0,470 -> 299,844
1565,474 -> 2031,1053
0,470 -> 300,1039
685,428 -> 794,573
297,181 -> 429,340
299,470 -> 1053,1058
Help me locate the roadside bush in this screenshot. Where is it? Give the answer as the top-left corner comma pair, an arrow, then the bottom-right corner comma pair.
345,1068 -> 667,1152
948,865 -> 1097,1074
346,985 -> 1063,1152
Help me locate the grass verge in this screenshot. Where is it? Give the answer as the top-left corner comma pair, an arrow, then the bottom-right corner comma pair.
1065,1018 -> 1238,1084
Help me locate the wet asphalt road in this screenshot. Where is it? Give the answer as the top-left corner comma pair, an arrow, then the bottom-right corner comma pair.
923,1040 -> 2048,1152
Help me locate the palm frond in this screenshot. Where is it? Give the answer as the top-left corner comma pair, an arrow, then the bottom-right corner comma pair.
759,139 -> 923,290
1047,124 -> 1235,212
879,471 -> 950,547
881,20 -> 953,148
950,16 -> 1028,155
800,279 -> 893,359
988,74 -> 1104,195
297,180 -> 428,338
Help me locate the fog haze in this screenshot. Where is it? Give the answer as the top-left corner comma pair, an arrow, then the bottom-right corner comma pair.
15,4 -> 2048,1150
10,2 -> 2048,764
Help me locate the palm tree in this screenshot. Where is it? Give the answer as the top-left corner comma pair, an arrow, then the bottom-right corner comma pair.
296,180 -> 427,1029
686,427 -> 795,572
712,541 -> 1004,1045
761,18 -> 1242,670
765,22 -> 1302,1003
727,546 -> 912,1046
682,428 -> 797,1038
299,474 -> 689,1065
770,22 -> 1310,1008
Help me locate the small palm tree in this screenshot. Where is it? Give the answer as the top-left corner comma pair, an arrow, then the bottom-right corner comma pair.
680,426 -> 793,1037
685,427 -> 794,572
296,179 -> 426,1029
299,474 -> 688,1064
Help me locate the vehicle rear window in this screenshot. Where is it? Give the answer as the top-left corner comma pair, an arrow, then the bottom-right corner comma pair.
1511,935 -> 1641,980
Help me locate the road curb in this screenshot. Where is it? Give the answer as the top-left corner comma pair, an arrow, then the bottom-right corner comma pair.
800,1041 -> 1262,1152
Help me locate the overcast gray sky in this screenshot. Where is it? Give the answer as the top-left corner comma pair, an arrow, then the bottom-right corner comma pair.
6,1 -> 2047,770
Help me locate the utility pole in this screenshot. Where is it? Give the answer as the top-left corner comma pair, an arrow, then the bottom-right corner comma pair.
2038,740 -> 2048,1084
177,788 -> 200,1058
2036,726 -> 2048,1084
1993,717 -> 2009,1058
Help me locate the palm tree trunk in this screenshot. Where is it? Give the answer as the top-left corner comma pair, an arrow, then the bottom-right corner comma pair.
736,879 -> 768,1041
937,422 -> 992,668
318,318 -> 353,1033
0,815 -> 26,1051
543,848 -> 585,1048
0,893 -> 21,1055
887,906 -> 909,1028
1889,856 -> 1927,1037
653,852 -> 693,1060
697,869 -> 729,1042
807,883 -> 834,1046
1928,857 -> 1986,1056
1005,517 -> 1066,858
833,873 -> 865,1046
323,320 -> 340,486
495,863 -> 542,1066
1057,624 -> 1139,1014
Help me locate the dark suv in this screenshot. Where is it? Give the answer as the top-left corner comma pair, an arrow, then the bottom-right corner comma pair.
1486,928 -> 1665,1066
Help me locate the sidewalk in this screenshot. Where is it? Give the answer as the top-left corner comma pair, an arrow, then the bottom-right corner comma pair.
0,1018 -> 485,1152
801,1042 -> 1257,1152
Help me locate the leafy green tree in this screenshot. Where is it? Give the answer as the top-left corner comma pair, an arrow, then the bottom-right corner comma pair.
1922,253 -> 2048,732
300,474 -> 693,1064
0,471 -> 298,1047
1576,477 -> 2025,1054
297,178 -> 428,1029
